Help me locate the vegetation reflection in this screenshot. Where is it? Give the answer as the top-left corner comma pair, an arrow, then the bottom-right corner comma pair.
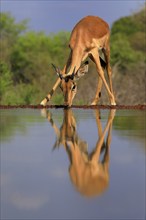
42,109 -> 115,197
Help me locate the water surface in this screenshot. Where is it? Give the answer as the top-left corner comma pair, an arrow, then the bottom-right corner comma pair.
0,109 -> 145,219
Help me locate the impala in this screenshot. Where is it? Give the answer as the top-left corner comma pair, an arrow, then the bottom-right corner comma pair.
40,15 -> 116,106
42,108 -> 115,197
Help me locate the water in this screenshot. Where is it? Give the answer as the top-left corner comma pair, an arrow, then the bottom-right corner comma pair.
0,108 -> 145,220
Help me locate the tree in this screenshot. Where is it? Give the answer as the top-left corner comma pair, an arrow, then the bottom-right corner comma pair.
0,12 -> 28,64
110,6 -> 145,72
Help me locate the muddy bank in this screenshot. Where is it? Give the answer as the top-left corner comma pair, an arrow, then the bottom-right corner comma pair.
0,104 -> 145,110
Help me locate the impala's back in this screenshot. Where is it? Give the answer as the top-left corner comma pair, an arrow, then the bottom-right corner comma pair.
69,16 -> 110,50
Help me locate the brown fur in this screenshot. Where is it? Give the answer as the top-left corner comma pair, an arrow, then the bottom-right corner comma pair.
40,16 -> 116,106
43,109 -> 116,197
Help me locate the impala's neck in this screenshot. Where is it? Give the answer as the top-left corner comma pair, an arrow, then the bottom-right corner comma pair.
65,16 -> 110,77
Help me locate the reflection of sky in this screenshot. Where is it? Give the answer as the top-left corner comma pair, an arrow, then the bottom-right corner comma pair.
1,0 -> 144,33
1,109 -> 145,219
10,192 -> 49,210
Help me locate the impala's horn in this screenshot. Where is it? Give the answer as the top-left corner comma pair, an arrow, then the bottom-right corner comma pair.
52,63 -> 63,80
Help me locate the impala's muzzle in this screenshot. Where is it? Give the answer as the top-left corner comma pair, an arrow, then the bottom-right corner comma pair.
63,81 -> 77,107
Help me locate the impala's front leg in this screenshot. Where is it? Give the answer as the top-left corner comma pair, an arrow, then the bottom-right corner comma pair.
40,78 -> 61,106
40,52 -> 72,106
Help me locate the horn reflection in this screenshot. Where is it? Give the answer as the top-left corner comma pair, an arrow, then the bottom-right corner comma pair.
42,108 -> 115,198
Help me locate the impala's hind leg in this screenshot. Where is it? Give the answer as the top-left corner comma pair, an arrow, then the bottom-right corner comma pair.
89,54 -> 103,105
91,76 -> 103,105
90,49 -> 116,105
102,42 -> 115,99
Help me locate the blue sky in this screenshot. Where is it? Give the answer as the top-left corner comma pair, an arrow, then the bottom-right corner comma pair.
1,0 -> 145,34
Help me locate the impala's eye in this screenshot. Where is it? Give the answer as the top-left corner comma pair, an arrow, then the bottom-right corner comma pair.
71,84 -> 76,91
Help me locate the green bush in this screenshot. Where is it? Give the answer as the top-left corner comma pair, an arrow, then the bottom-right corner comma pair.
0,62 -> 13,101
1,83 -> 38,105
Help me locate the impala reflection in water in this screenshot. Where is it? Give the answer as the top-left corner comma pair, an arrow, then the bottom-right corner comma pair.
42,108 -> 115,197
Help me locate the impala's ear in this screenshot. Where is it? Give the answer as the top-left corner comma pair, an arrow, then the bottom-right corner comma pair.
75,61 -> 89,80
52,63 -> 64,80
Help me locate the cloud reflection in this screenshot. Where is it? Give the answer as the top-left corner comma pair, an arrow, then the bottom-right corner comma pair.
1,173 -> 11,187
10,192 -> 49,210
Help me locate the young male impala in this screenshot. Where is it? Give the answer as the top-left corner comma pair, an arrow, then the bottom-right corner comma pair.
42,108 -> 115,197
40,16 -> 116,107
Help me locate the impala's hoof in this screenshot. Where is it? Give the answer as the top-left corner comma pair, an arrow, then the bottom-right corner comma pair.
111,102 -> 116,106
91,102 -> 97,106
40,100 -> 47,106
